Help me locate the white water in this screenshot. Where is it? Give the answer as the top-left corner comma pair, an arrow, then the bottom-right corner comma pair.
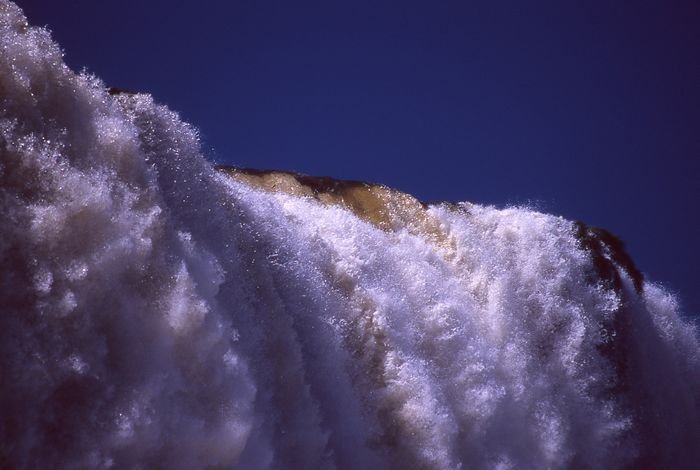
1,1 -> 699,468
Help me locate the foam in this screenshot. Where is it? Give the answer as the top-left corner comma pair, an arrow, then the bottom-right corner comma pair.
1,1 -> 698,467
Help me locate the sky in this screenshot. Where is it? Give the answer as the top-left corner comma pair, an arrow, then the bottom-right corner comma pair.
17,0 -> 700,318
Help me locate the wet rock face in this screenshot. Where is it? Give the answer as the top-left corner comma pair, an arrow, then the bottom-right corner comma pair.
573,221 -> 644,293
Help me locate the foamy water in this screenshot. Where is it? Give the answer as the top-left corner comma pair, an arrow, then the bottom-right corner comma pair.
1,1 -> 699,468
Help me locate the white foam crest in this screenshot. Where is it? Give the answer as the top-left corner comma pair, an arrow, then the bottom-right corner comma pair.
253,192 -> 635,468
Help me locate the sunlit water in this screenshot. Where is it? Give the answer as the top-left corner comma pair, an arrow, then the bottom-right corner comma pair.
1,1 -> 698,468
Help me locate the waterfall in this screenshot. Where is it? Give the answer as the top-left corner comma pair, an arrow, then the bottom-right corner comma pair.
1,1 -> 698,468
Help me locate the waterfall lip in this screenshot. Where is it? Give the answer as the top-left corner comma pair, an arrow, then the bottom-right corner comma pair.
215,165 -> 472,212
216,165 -> 385,196
107,87 -> 137,96
214,165 -> 464,239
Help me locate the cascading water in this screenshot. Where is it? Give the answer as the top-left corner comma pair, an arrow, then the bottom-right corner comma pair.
1,1 -> 698,468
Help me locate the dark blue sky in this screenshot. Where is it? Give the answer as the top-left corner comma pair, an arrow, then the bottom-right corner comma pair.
18,0 -> 699,317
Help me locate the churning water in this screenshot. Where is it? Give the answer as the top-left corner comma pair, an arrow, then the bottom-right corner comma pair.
1,1 -> 698,468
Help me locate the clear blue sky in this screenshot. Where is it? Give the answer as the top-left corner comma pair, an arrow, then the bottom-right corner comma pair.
18,0 -> 700,317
